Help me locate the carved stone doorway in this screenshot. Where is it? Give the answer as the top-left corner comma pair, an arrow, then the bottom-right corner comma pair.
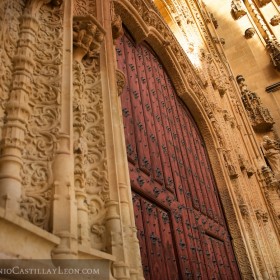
116,32 -> 241,280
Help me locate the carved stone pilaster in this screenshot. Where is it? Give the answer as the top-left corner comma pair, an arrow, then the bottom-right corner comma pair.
0,0 -> 51,215
236,75 -> 274,132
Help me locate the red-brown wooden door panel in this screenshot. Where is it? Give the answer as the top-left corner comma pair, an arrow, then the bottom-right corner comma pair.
116,32 -> 241,280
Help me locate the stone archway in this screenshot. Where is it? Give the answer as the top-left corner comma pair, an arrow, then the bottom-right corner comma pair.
113,0 -> 253,278
116,31 -> 242,279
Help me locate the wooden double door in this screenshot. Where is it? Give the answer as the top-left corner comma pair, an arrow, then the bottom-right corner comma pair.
116,33 -> 241,280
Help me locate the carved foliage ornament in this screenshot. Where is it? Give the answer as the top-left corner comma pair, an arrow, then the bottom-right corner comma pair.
72,8 -> 108,249
73,0 -> 96,17
20,1 -> 63,230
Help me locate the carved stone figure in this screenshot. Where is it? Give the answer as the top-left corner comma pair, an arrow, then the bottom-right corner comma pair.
266,39 -> 280,71
73,21 -> 97,50
111,14 -> 124,42
231,0 -> 246,20
261,136 -> 280,179
271,15 -> 280,26
73,18 -> 105,62
236,75 -> 274,131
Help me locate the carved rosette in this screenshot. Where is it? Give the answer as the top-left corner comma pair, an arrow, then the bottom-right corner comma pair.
236,75 -> 274,132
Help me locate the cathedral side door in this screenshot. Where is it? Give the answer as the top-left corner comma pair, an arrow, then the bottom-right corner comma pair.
116,33 -> 241,280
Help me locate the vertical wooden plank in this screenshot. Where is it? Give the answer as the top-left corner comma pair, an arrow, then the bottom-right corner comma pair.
116,37 -> 137,164
143,46 -> 175,192
132,192 -> 151,280
157,208 -> 180,280
141,198 -> 168,280
123,35 -> 152,175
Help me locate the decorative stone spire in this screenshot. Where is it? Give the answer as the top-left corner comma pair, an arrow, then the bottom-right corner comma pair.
236,75 -> 274,132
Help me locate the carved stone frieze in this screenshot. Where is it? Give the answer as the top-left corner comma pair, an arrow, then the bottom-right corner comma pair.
231,0 -> 246,20
236,75 -> 274,132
